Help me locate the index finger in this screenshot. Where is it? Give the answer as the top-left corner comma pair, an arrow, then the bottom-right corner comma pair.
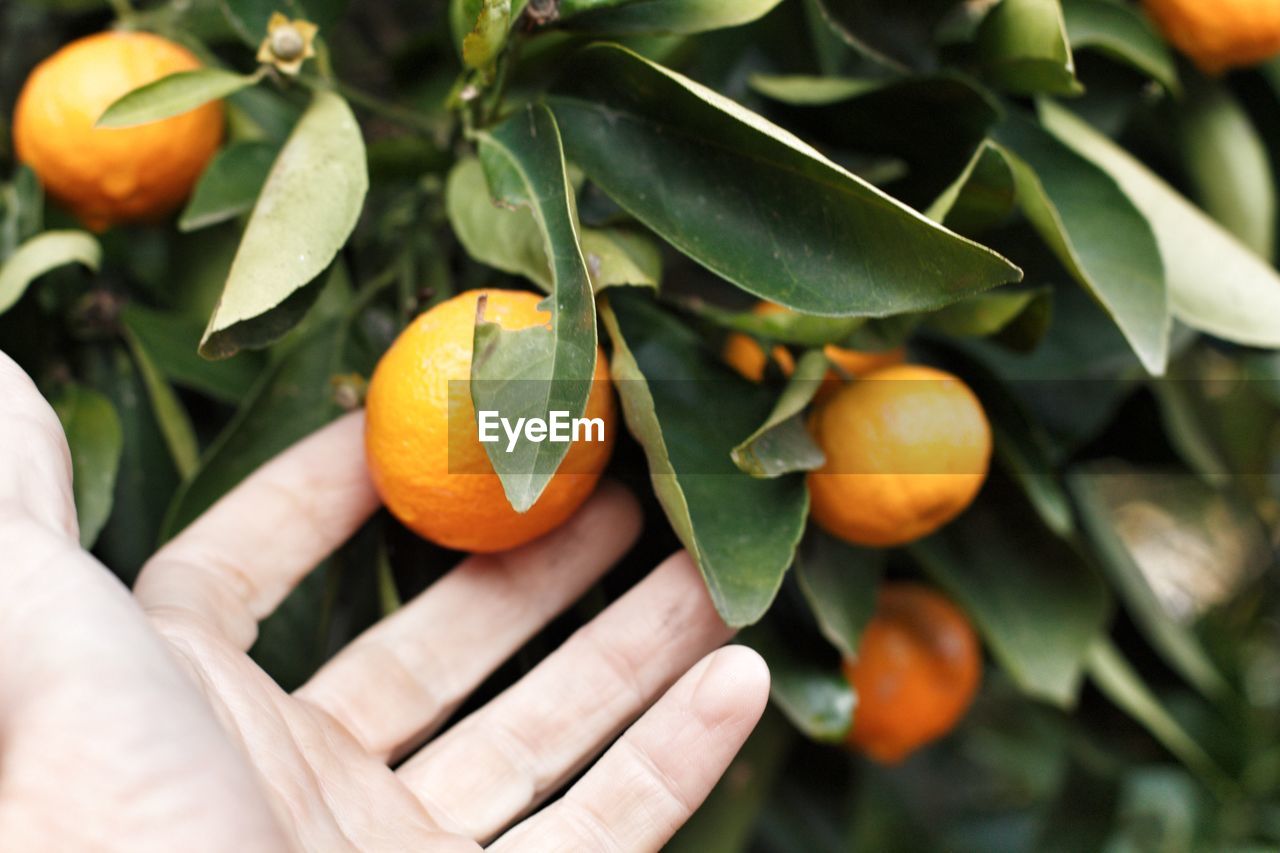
0,350 -> 78,540
134,412 -> 379,649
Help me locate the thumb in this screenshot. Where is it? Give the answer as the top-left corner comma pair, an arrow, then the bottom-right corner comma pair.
0,350 -> 79,542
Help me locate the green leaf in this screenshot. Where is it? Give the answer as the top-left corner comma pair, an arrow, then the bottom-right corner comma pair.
1067,465 -> 1260,700
1085,638 -> 1237,799
81,345 -> 181,581
677,299 -> 866,347
1179,78 -> 1275,261
0,230 -> 100,316
469,105 -> 597,512
556,0 -> 784,34
978,0 -> 1082,96
795,529 -> 884,658
926,139 -> 1018,236
96,68 -> 259,128
747,75 -> 881,106
549,45 -> 1021,318
809,0 -> 963,70
731,349 -> 827,478
201,90 -> 367,358
1040,100 -> 1280,349
51,385 -> 123,549
120,304 -> 265,403
163,321 -> 345,539
910,491 -> 1111,707
991,116 -> 1169,374
924,287 -> 1051,341
1062,0 -> 1179,93
602,291 -> 809,626
745,622 -> 854,743
1,166 -> 42,260
122,324 -> 200,480
446,156 -> 660,291
180,140 -> 279,232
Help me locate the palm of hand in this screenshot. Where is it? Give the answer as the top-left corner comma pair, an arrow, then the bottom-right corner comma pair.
0,354 -> 767,852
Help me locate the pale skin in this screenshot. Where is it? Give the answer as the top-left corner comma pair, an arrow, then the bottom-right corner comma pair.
0,351 -> 770,851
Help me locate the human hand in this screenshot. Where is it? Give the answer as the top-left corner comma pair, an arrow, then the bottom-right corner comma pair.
0,352 -> 769,851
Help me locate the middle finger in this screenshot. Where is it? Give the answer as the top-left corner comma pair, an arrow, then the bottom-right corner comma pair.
294,481 -> 642,762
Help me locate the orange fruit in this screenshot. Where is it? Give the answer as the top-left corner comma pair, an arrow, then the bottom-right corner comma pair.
1142,0 -> 1280,74
13,31 -> 224,230
843,583 -> 982,763
722,301 -> 903,394
364,289 -> 616,553
807,364 -> 991,547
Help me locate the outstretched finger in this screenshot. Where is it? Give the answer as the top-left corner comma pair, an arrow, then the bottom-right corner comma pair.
135,412 -> 378,649
0,350 -> 78,540
488,646 -> 770,853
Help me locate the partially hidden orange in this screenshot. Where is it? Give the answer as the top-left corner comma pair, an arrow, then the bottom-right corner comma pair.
1143,0 -> 1280,74
13,31 -> 224,230
364,289 -> 616,553
807,364 -> 991,547
843,583 -> 982,763
722,301 -> 903,396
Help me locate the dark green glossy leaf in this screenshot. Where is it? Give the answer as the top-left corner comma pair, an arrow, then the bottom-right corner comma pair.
1040,100 -> 1280,349
180,141 -> 279,232
120,303 -> 265,403
163,322 -> 344,539
978,0 -> 1082,96
992,116 -> 1169,374
1062,0 -> 1179,92
201,91 -> 367,358
446,156 -> 660,292
97,68 -> 259,128
602,291 -> 808,626
795,529 -> 883,658
910,491 -> 1110,707
1179,78 -> 1275,260
731,349 -> 827,478
0,230 -> 100,316
51,384 -> 122,549
471,105 -> 596,512
556,0 -> 784,34
550,45 -> 1021,317
82,346 -> 181,582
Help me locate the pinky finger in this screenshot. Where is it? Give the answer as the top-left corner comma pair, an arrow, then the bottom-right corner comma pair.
488,645 -> 770,853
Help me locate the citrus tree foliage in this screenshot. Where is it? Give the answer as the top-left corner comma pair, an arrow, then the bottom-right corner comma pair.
2,0 -> 1280,847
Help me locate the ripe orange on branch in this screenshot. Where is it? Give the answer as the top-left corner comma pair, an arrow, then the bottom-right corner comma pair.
364,289 -> 616,553
13,31 -> 224,230
807,364 -> 991,548
1143,0 -> 1280,74
843,583 -> 982,763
